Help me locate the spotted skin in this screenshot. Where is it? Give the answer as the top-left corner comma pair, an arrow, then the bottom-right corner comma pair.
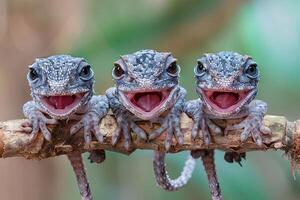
185,51 -> 271,200
107,49 -> 195,191
22,55 -> 109,200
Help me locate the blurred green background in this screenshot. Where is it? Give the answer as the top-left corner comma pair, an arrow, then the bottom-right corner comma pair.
0,0 -> 300,199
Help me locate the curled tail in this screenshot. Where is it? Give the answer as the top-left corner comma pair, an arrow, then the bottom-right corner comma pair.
198,150 -> 223,200
67,152 -> 93,200
153,151 -> 196,191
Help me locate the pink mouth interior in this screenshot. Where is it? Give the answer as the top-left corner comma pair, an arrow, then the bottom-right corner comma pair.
47,96 -> 76,109
211,92 -> 239,109
133,92 -> 162,112
203,90 -> 251,111
41,93 -> 85,115
124,89 -> 172,114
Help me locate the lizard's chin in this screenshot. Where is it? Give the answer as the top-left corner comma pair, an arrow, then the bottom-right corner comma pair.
119,88 -> 175,120
40,92 -> 86,117
199,88 -> 255,115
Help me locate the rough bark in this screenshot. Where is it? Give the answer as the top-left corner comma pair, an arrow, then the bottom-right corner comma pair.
0,114 -> 297,161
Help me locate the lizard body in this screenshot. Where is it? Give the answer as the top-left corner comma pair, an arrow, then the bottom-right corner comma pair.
107,49 -> 195,191
22,55 -> 109,200
185,51 -> 271,200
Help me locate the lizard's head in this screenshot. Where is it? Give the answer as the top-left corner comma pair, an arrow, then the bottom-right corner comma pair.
27,55 -> 95,119
194,51 -> 259,117
112,49 -> 180,120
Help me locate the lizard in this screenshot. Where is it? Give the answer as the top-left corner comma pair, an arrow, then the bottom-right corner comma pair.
106,49 -> 196,191
22,55 -> 109,200
184,51 -> 271,200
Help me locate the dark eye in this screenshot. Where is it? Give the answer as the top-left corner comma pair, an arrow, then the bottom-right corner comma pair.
80,65 -> 92,77
166,62 -> 179,76
194,61 -> 206,76
112,63 -> 125,79
29,68 -> 38,81
245,63 -> 258,78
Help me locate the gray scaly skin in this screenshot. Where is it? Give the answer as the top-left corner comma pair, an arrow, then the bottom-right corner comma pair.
107,49 -> 195,191
185,51 -> 271,200
185,52 -> 271,200
22,55 -> 109,200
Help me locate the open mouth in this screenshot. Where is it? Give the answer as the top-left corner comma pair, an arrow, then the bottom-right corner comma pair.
202,89 -> 253,113
40,93 -> 86,115
121,88 -> 173,119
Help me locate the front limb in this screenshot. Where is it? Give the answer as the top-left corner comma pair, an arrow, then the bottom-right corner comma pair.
149,87 -> 186,150
224,100 -> 271,146
183,99 -> 222,145
22,101 -> 58,141
106,87 -> 147,150
70,95 -> 109,164
70,95 -> 109,144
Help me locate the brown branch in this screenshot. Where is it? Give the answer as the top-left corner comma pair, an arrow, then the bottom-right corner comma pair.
0,114 -> 298,163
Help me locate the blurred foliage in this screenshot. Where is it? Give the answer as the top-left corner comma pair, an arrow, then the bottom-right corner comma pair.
59,0 -> 300,200
1,0 -> 300,200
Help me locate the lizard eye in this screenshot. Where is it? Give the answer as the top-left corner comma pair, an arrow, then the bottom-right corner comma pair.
245,63 -> 258,78
112,63 -> 125,79
79,65 -> 93,80
194,61 -> 207,76
29,68 -> 38,81
166,62 -> 180,76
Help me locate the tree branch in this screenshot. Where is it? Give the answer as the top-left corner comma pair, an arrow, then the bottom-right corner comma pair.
0,115 -> 298,164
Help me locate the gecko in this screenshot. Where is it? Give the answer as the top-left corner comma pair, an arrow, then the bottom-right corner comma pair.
22,55 -> 109,200
185,51 -> 271,200
106,49 -> 196,191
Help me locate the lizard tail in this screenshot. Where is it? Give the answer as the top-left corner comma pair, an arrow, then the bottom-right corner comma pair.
67,152 -> 93,200
200,150 -> 223,200
153,151 -> 196,191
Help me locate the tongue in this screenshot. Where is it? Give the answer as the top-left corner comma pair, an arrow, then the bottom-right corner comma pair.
48,96 -> 75,109
212,92 -> 239,109
135,93 -> 162,112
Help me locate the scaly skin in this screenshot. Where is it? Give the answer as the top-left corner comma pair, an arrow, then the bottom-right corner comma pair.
107,49 -> 195,191
22,55 -> 109,200
185,51 -> 271,200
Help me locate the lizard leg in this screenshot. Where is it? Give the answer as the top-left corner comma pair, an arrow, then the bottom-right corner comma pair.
201,118 -> 212,145
184,99 -> 214,144
206,119 -> 222,135
148,123 -> 167,141
224,100 -> 271,146
149,111 -> 184,151
22,110 -> 58,141
183,99 -> 202,141
67,151 -> 93,200
70,95 -> 109,163
111,114 -> 138,150
70,111 -> 104,144
204,120 -> 246,166
153,151 -> 196,191
130,122 -> 147,141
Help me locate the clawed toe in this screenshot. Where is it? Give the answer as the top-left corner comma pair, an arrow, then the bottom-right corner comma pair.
70,112 -> 104,145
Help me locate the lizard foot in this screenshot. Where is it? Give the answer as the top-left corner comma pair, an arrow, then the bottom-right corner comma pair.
191,118 -> 220,145
149,112 -> 184,151
21,112 -> 58,141
224,152 -> 246,167
224,115 -> 271,146
70,111 -> 104,145
112,114 -> 147,150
